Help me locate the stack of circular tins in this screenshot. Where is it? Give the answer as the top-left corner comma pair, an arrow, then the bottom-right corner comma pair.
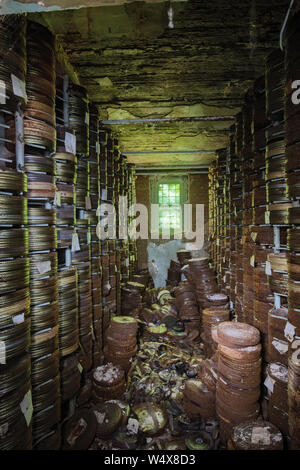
86,104 -> 102,366
0,15 -> 26,113
174,281 -> 199,334
27,206 -> 61,446
202,299 -> 230,357
251,237 -> 274,357
265,49 -> 292,225
22,22 -> 56,199
213,322 -> 261,442
0,170 -> 32,449
284,10 -> 300,204
264,362 -> 289,439
267,307 -> 289,366
92,362 -> 126,402
68,84 -> 88,156
121,281 -> 143,316
104,316 -> 138,372
283,20 -> 300,437
167,259 -> 181,287
183,257 -> 217,309
0,15 -> 26,170
23,22 -> 56,153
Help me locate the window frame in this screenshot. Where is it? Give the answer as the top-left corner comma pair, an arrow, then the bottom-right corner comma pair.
150,175 -> 189,237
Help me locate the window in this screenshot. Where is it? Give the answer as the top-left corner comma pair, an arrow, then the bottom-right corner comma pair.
150,176 -> 188,238
158,183 -> 182,232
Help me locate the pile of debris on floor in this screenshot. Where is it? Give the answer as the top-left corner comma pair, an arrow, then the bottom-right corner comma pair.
60,249 -> 285,451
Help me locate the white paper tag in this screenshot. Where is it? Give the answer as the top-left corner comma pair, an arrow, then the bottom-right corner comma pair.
85,112 -> 89,125
35,260 -> 51,275
78,362 -> 83,374
223,275 -> 226,283
272,339 -> 288,355
0,423 -> 8,438
115,264 -> 118,273
125,258 -> 129,267
265,261 -> 272,276
216,238 -> 220,246
20,390 -> 33,426
0,340 -> 5,365
101,189 -> 107,200
12,313 -> 25,325
0,80 -> 6,104
71,233 -> 80,252
265,211 -> 270,224
250,255 -> 255,267
54,191 -> 61,207
284,321 -> 296,342
264,374 -> 275,394
251,232 -> 258,242
11,74 -> 27,100
65,132 -> 76,154
85,195 -> 92,210
96,142 -> 100,153
251,427 -> 271,445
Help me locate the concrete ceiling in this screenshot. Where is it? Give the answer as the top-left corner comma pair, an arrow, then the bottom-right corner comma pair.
25,0 -> 292,167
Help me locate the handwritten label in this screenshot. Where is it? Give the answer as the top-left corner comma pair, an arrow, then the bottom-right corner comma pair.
265,211 -> 270,224
65,132 -> 76,154
71,233 -> 80,252
20,390 -> 33,426
54,191 -> 61,207
12,313 -> 25,325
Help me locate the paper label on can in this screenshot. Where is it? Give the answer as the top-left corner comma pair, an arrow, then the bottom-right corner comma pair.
71,233 -> 80,252
77,362 -> 83,374
65,132 -> 76,155
54,191 -> 61,207
20,390 -> 33,426
12,313 -> 25,325
0,80 -> 6,104
11,74 -> 27,101
101,189 -> 107,200
272,339 -> 288,355
250,255 -> 255,267
35,260 -> 51,275
0,423 -> 8,437
264,374 -> 275,394
85,195 -> 92,210
284,321 -> 296,342
0,341 -> 5,365
265,211 -> 270,224
265,261 -> 272,276
251,427 -> 271,445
